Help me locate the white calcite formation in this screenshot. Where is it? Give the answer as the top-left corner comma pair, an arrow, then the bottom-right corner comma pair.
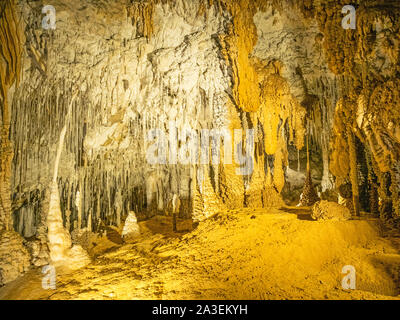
122,211 -> 140,242
9,0 -> 338,235
47,182 -> 90,270
2,0 -> 399,287
11,0 -> 232,230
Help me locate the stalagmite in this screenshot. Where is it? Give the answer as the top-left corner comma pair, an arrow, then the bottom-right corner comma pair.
75,190 -> 81,230
263,166 -> 284,208
47,92 -> 90,269
298,138 -> 319,207
347,129 -> 360,217
47,181 -> 73,263
121,211 -> 140,242
115,191 -> 122,227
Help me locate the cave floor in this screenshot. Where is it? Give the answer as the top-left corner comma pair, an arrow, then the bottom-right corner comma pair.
1,207 -> 400,300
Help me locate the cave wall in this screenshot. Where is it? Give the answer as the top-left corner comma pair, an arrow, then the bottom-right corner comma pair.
10,0 -> 248,235
1,0 -> 400,244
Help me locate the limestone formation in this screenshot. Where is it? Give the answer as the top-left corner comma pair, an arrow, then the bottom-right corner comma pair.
0,0 -> 399,290
0,230 -> 30,285
298,170 -> 320,207
311,201 -> 352,221
122,211 -> 140,242
47,181 -> 90,269
24,239 -> 50,267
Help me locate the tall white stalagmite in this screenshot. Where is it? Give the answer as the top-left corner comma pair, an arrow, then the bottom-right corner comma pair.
47,92 -> 90,269
47,181 -> 73,263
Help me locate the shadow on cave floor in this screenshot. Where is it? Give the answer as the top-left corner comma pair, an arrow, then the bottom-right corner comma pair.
279,206 -> 313,221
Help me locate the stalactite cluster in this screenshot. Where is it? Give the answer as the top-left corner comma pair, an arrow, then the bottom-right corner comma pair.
0,0 -> 23,231
124,0 -> 308,213
0,0 -> 32,285
127,0 -> 157,39
316,0 -> 400,219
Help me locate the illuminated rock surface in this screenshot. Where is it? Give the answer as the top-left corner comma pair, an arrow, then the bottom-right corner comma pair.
121,211 -> 140,242
0,0 -> 400,299
1,208 -> 400,300
312,200 -> 352,221
0,231 -> 30,286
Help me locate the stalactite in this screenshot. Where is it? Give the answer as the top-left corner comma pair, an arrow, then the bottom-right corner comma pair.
216,0 -> 261,113
365,146 -> 379,216
303,1 -> 400,219
273,142 -> 286,194
298,137 -> 319,207
0,0 -> 23,231
347,129 -> 360,216
46,90 -> 91,268
127,0 -> 157,39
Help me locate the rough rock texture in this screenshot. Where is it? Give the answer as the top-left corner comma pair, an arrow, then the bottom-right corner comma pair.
47,181 -> 90,269
24,239 -> 50,267
71,229 -> 93,252
121,211 -> 140,242
312,200 -> 351,221
298,168 -> 320,207
6,0 -> 312,235
1,0 -> 400,285
0,0 -> 24,231
322,0 -> 400,219
0,230 -> 30,285
3,208 -> 399,300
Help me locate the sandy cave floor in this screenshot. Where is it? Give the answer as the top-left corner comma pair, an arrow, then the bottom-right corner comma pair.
1,207 -> 400,300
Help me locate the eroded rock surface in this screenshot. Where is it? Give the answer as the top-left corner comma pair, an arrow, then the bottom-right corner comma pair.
0,231 -> 30,285
312,200 -> 351,221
